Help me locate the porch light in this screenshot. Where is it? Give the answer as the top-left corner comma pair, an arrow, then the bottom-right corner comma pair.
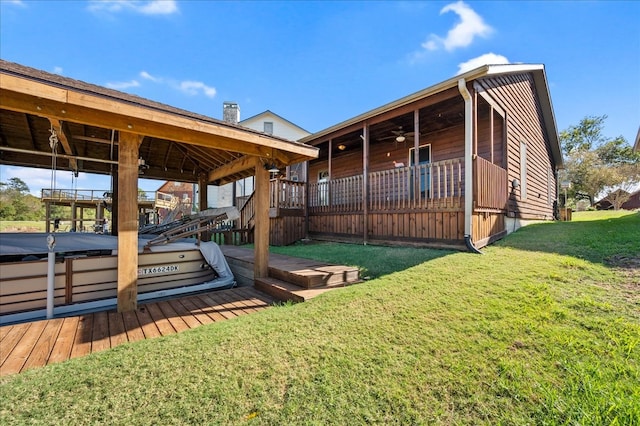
264,162 -> 279,174
338,144 -> 346,150
395,135 -> 406,143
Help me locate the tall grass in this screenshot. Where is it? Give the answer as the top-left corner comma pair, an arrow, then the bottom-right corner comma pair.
1,211 -> 638,425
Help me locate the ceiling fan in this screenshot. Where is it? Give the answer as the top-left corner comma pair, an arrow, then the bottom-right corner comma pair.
379,126 -> 415,144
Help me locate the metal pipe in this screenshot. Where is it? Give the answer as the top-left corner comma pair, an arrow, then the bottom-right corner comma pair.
0,146 -> 118,165
458,78 -> 482,254
46,235 -> 56,319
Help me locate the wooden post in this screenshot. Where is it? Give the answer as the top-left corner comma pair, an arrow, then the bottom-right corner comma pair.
414,109 -> 420,207
45,202 -> 51,233
254,161 -> 270,279
111,169 -> 119,235
198,173 -> 211,242
304,160 -> 310,239
328,139 -> 333,206
362,124 -> 369,244
117,131 -> 143,312
70,202 -> 77,232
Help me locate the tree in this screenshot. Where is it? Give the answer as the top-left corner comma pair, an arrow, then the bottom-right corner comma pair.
560,115 -> 640,205
0,178 -> 46,220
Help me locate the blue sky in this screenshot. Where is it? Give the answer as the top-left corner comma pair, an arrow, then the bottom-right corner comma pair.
1,0 -> 639,195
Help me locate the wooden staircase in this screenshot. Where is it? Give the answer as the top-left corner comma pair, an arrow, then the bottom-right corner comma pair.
220,246 -> 361,303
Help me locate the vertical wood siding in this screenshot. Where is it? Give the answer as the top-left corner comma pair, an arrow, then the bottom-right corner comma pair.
476,74 -> 557,220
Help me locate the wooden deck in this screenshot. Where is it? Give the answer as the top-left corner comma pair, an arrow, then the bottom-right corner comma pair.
0,287 -> 275,377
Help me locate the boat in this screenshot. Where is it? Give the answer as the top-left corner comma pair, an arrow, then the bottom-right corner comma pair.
0,208 -> 239,325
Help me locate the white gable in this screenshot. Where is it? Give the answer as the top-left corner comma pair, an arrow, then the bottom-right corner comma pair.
241,111 -> 310,142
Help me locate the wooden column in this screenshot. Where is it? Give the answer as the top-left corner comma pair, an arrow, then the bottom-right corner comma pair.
254,162 -> 270,279
70,202 -> 77,231
111,169 -> 119,235
413,110 -> 420,205
362,125 -> 369,244
328,139 -> 333,205
45,202 -> 51,233
198,173 -> 208,212
117,131 -> 143,312
304,160 -> 310,238
198,173 -> 211,242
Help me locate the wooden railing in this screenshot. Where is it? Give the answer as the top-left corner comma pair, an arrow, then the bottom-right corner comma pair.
473,156 -> 508,210
308,157 -> 465,213
41,189 -> 110,202
309,175 -> 363,213
269,178 -> 305,210
239,191 -> 255,230
41,189 -> 157,203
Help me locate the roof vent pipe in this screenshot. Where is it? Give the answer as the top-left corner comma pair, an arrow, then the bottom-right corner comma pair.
458,78 -> 482,254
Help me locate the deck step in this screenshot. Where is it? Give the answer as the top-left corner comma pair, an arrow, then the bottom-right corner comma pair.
254,277 -> 306,303
254,277 -> 352,303
268,263 -> 360,289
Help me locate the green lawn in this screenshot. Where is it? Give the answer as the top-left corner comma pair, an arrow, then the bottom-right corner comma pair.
1,211 -> 638,425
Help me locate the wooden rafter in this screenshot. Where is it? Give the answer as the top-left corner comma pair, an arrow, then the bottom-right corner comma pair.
208,155 -> 260,184
49,118 -> 78,173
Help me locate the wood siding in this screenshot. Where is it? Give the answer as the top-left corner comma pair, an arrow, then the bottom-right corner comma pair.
472,212 -> 506,248
309,211 -> 464,246
476,74 -> 557,220
270,216 -> 305,246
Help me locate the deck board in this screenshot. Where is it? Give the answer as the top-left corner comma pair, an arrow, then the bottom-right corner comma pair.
0,288 -> 276,377
134,307 -> 162,339
48,316 -> 79,364
22,318 -> 64,372
91,311 -> 110,353
108,311 -> 128,348
122,310 -> 145,343
1,321 -> 47,376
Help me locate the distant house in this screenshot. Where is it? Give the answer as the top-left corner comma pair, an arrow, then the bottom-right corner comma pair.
207,106 -> 310,207
156,181 -> 195,222
595,189 -> 640,210
240,110 -> 310,182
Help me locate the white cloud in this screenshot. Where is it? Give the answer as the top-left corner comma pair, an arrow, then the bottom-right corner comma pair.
177,81 -> 217,98
52,66 -> 63,75
104,71 -> 216,99
139,0 -> 177,15
88,0 -> 178,16
456,53 -> 510,74
0,166 -> 96,196
140,70 -> 161,82
421,1 -> 493,52
105,79 -> 140,90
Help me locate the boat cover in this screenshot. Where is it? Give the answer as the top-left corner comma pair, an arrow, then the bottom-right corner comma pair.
1,232 -> 206,256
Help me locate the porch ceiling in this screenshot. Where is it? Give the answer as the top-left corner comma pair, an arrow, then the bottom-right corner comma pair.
0,60 -> 318,187
311,95 -> 465,159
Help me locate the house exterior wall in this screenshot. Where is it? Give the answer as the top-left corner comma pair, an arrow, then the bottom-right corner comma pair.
241,111 -> 310,141
476,73 -> 558,221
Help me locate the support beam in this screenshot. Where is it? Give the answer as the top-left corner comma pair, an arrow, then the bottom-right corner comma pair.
208,155 -> 260,184
253,163 -> 270,279
117,131 -> 143,312
48,119 -> 78,173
